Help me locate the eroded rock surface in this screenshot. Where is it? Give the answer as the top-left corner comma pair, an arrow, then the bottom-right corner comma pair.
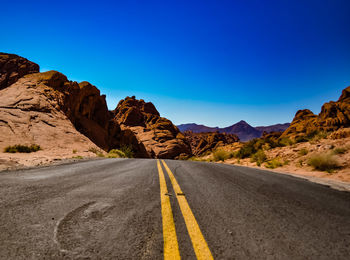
184,131 -> 239,156
113,96 -> 191,158
0,71 -> 148,157
0,53 -> 39,90
283,86 -> 350,138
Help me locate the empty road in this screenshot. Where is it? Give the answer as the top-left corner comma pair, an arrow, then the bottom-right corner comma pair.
1,158 -> 350,259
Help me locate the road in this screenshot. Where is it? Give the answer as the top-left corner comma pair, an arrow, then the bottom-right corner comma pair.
0,158 -> 350,259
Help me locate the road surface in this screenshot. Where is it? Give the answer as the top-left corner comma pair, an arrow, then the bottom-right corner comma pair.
0,158 -> 350,259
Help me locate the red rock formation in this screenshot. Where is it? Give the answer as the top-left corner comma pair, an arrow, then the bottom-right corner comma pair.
0,53 -> 39,90
113,96 -> 191,158
184,131 -> 239,156
282,86 -> 350,138
0,70 -> 149,157
0,53 -> 191,159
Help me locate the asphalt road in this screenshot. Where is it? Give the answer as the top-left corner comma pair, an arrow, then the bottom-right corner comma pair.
0,158 -> 350,259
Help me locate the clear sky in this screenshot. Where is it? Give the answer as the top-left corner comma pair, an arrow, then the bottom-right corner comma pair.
1,0 -> 350,127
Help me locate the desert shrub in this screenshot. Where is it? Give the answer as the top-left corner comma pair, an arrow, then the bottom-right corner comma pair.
332,147 -> 348,155
235,140 -> 257,158
120,145 -> 134,158
298,148 -> 309,156
72,149 -> 77,154
88,147 -> 99,154
297,159 -> 303,167
108,149 -> 126,158
213,149 -> 230,161
96,152 -> 105,157
72,155 -> 83,159
308,153 -> 340,172
295,135 -> 309,143
278,137 -> 294,147
265,158 -> 283,169
4,144 -> 41,153
251,150 -> 267,166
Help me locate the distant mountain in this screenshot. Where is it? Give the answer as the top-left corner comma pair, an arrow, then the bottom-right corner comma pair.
255,123 -> 291,134
177,123 -> 219,133
219,120 -> 261,141
177,121 -> 290,142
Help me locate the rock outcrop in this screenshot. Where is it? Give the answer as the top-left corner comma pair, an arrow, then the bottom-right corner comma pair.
0,53 -> 39,90
282,86 -> 350,138
0,70 -> 148,157
184,131 -> 239,156
113,96 -> 191,158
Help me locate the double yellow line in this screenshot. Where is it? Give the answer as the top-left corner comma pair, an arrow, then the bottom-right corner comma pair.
157,160 -> 214,260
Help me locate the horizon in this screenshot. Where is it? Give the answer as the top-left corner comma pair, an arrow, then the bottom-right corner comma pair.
2,0 -> 350,127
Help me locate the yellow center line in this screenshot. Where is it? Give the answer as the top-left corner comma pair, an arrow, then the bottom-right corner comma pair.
161,160 -> 214,260
157,159 -> 181,260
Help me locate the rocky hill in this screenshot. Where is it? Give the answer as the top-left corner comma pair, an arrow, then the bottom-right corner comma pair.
184,131 -> 239,156
282,86 -> 350,138
0,53 -> 191,162
113,96 -> 191,158
178,121 -> 290,141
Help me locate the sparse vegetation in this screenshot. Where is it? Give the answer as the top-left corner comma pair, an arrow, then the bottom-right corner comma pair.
108,145 -> 134,158
120,145 -> 134,158
88,147 -> 99,154
308,153 -> 340,173
265,158 -> 283,169
298,148 -> 309,156
297,159 -> 303,167
72,155 -> 83,159
4,144 -> 41,153
213,149 -> 230,162
234,136 -> 294,159
251,150 -> 267,166
72,149 -> 77,154
295,131 -> 329,143
88,146 -> 105,157
332,147 -> 348,155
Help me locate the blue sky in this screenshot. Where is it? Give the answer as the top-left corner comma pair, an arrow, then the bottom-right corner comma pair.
1,0 -> 350,127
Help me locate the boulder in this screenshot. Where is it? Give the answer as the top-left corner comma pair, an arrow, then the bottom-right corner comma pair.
113,96 -> 191,158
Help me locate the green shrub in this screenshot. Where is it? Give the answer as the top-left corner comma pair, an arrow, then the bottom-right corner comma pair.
295,135 -> 308,143
308,153 -> 340,172
297,159 -> 303,167
108,145 -> 134,158
251,150 -> 267,166
332,147 -> 348,155
120,145 -> 134,158
213,149 -> 230,161
298,148 -> 309,156
278,137 -> 294,147
283,159 -> 290,165
4,144 -> 41,153
265,158 -> 283,169
108,149 -> 126,158
72,155 -> 83,159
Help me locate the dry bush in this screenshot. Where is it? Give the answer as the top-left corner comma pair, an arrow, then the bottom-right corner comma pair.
308,153 -> 340,173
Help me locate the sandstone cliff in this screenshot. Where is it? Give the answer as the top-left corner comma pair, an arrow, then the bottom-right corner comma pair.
0,53 -> 191,159
113,96 -> 191,158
